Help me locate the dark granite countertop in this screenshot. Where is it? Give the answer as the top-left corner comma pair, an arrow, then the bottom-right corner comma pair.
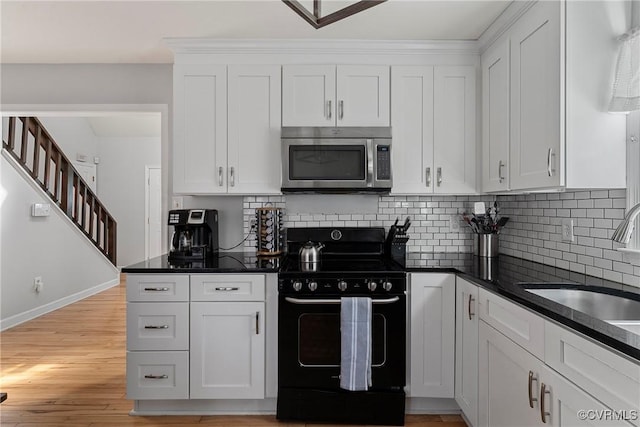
406,252 -> 640,361
121,251 -> 640,361
121,252 -> 282,273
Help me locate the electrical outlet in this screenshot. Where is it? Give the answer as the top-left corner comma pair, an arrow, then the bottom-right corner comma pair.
449,214 -> 460,232
34,276 -> 43,293
561,218 -> 574,242
171,197 -> 183,209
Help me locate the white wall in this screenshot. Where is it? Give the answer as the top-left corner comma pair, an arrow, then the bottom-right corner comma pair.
97,136 -> 161,265
0,154 -> 119,329
38,117 -> 98,163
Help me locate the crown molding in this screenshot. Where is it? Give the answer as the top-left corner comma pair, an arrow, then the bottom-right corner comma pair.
164,38 -> 480,57
477,0 -> 537,53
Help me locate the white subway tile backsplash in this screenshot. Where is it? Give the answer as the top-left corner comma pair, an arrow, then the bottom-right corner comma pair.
498,190 -> 638,288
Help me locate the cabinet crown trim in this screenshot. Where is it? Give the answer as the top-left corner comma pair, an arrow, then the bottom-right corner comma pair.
165,38 -> 479,56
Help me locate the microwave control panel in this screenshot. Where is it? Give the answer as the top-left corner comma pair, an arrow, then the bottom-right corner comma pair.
376,145 -> 391,181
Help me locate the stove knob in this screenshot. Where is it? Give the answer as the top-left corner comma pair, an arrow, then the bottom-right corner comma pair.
383,281 -> 393,291
292,281 -> 302,292
338,280 -> 348,292
368,281 -> 378,292
308,281 -> 318,292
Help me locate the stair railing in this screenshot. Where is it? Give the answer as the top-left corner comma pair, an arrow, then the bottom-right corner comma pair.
2,117 -> 117,266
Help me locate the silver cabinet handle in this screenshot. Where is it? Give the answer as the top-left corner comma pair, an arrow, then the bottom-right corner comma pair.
540,382 -> 550,423
285,296 -> 399,305
528,371 -> 538,408
229,166 -> 235,187
339,100 -> 344,120
218,166 -> 224,186
547,148 -> 556,177
327,100 -> 332,119
144,325 -> 169,329
255,311 -> 260,335
215,287 -> 239,291
437,167 -> 443,186
468,294 -> 475,320
426,167 -> 431,187
144,287 -> 169,292
498,160 -> 505,183
144,374 -> 168,380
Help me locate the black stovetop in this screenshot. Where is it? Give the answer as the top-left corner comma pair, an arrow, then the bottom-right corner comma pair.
279,255 -> 404,276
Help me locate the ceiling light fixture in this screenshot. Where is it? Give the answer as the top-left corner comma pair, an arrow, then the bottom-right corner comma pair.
282,0 -> 387,29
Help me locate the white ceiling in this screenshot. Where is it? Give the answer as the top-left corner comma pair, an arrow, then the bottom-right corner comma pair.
1,0 -> 512,64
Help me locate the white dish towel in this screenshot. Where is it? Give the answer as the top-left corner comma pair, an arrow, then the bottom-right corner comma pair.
340,297 -> 372,391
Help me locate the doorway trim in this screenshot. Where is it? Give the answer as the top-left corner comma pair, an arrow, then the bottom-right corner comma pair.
145,165 -> 162,260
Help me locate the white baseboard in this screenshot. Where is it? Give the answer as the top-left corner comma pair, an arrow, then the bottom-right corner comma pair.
0,277 -> 120,331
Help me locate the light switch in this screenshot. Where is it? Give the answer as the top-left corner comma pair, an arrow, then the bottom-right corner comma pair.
31,203 -> 51,217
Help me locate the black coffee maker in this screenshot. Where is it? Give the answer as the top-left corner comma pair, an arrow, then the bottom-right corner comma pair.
168,209 -> 219,261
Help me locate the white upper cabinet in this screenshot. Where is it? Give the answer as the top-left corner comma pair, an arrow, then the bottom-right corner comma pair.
509,0 -> 562,190
173,64 -> 282,195
282,65 -> 390,127
173,64 -> 227,194
481,0 -> 627,192
391,66 -> 434,194
481,38 -> 510,193
434,66 -> 477,194
227,65 -> 282,194
392,65 -> 476,195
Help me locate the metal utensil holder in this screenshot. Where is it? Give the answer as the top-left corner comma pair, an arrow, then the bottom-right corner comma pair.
474,234 -> 499,257
255,207 -> 284,256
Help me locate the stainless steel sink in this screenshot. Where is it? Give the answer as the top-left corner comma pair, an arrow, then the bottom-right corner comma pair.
524,287 -> 640,321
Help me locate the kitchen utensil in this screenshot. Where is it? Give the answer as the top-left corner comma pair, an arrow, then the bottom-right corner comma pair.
299,241 -> 325,264
401,216 -> 411,234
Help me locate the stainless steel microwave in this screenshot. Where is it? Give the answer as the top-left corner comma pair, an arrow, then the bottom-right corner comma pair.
281,127 -> 392,193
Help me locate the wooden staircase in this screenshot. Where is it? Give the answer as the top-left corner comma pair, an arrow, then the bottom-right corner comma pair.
2,117 -> 117,266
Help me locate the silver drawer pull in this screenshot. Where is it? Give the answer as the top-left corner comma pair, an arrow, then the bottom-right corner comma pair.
144,287 -> 169,292
215,287 -> 240,291
144,374 -> 168,380
144,325 -> 169,329
285,296 -> 399,305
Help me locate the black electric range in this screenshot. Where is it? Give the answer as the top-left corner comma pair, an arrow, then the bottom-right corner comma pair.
277,227 -> 407,426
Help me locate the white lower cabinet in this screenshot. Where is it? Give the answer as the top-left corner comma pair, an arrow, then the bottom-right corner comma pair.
455,277 -> 479,426
190,301 -> 265,399
409,273 -> 455,397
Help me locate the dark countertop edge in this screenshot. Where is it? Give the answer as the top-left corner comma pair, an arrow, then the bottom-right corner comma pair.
122,267 -> 277,273
405,264 -> 640,362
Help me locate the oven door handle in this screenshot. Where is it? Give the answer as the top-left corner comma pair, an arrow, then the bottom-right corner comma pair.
284,296 -> 400,305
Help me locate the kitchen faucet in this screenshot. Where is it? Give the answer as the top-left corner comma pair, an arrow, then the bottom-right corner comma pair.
612,202 -> 640,244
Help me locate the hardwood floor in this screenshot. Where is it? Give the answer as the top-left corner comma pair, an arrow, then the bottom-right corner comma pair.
0,278 -> 466,427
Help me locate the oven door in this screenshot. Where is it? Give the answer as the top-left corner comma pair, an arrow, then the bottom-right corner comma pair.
281,139 -> 373,190
278,294 -> 406,390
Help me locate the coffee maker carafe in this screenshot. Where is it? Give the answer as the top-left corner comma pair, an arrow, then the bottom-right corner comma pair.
168,209 -> 219,261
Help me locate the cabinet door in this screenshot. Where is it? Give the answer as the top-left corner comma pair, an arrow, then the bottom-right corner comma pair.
409,273 -> 455,397
433,66 -> 476,194
482,38 -> 510,193
337,65 -> 390,126
478,322 -> 542,427
227,65 -> 282,194
390,66 -> 434,194
282,65 -> 335,126
173,64 -> 227,194
510,0 -> 562,190
190,302 -> 265,399
541,366 -> 633,427
455,278 -> 479,426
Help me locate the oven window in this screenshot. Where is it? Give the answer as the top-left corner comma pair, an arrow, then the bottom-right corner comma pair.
289,145 -> 365,180
298,313 -> 386,367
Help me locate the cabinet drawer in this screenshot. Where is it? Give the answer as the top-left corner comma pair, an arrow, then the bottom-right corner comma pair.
126,351 -> 189,400
478,288 -> 545,359
127,303 -> 189,351
545,321 -> 640,426
190,274 -> 265,301
127,275 -> 189,302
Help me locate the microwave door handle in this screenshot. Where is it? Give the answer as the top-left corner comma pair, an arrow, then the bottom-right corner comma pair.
367,139 -> 374,187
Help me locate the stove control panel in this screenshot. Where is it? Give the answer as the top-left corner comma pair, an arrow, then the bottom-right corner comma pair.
279,276 -> 405,295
